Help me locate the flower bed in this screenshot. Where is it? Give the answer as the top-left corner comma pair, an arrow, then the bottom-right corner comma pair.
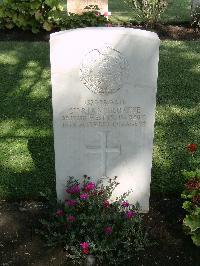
39,176 -> 149,265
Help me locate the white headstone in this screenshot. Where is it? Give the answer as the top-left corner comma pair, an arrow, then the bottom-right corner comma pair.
50,27 -> 160,212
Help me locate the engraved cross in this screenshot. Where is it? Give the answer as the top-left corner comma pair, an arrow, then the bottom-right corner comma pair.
85,131 -> 121,176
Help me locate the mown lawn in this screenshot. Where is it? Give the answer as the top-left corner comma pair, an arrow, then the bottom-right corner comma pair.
0,40 -> 199,199
109,0 -> 191,23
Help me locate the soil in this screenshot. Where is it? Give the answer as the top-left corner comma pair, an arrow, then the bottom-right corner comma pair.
0,196 -> 200,266
0,24 -> 199,265
0,23 -> 199,42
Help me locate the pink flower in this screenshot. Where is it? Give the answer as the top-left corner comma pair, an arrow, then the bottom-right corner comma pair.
125,210 -> 136,219
67,215 -> 76,222
66,184 -> 80,194
95,12 -> 101,17
121,201 -> 129,208
84,182 -> 95,192
65,199 -> 77,206
104,226 -> 112,235
56,209 -> 64,217
103,200 -> 110,208
104,11 -> 109,17
80,193 -> 89,200
80,242 -> 89,249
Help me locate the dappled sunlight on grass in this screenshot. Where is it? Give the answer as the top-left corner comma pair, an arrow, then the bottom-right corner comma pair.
27,77 -> 51,99
0,119 -> 29,136
0,53 -> 19,65
188,127 -> 200,140
0,39 -> 199,199
170,105 -> 200,116
189,66 -> 200,74
1,139 -> 35,173
151,40 -> 200,193
153,144 -> 173,169
0,42 -> 55,199
0,118 -> 52,137
21,65 -> 42,78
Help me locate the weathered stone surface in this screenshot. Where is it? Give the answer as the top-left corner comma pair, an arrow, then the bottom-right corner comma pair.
50,27 -> 160,212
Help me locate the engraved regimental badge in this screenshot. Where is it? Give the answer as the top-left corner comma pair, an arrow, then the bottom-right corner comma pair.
80,45 -> 129,95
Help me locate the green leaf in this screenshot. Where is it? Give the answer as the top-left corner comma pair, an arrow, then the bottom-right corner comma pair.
45,0 -> 58,8
192,233 -> 200,247
182,201 -> 192,210
43,21 -> 53,31
35,11 -> 43,21
30,2 -> 41,10
31,27 -> 40,34
184,215 -> 200,232
194,207 -> 200,216
5,22 -> 14,29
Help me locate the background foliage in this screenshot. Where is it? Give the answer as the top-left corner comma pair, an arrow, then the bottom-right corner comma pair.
122,0 -> 167,26
0,0 -> 195,32
0,0 -> 107,33
182,173 -> 200,247
192,5 -> 200,29
0,0 -> 63,33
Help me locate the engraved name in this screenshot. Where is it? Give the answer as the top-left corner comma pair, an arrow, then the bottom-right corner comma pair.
61,98 -> 146,128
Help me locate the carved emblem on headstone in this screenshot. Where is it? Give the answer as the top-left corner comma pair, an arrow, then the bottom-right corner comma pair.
80,45 -> 129,95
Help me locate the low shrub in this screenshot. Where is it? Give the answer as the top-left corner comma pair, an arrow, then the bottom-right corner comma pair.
0,1 -> 107,33
55,7 -> 107,30
0,0 -> 63,33
192,5 -> 200,30
123,0 -> 167,27
39,175 -> 149,265
181,143 -> 200,247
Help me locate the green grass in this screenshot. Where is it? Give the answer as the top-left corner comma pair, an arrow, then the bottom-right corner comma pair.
0,42 -> 55,199
161,0 -> 191,23
0,40 -> 199,199
109,0 -> 192,24
154,41 -> 200,193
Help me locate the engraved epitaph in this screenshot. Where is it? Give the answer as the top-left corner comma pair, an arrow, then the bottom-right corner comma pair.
50,28 -> 160,212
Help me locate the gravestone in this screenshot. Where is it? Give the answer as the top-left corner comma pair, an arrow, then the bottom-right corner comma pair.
50,27 -> 160,212
67,0 -> 108,15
